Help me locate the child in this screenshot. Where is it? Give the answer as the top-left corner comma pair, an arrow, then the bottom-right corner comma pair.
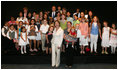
19,27 -> 29,54
28,19 -> 38,52
45,26 -> 54,54
35,14 -> 41,50
79,18 -> 88,54
109,23 -> 117,54
2,21 -> 9,37
7,25 -> 17,40
101,21 -> 110,54
2,21 -> 9,53
17,21 -> 23,40
65,26 -> 77,48
8,17 -> 16,26
6,25 -> 17,53
75,24 -> 81,52
40,20 -> 49,52
90,16 -> 102,53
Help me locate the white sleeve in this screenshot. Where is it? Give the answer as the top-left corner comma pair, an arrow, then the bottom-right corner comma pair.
27,26 -> 30,32
16,18 -> 19,21
35,25 -> 38,32
7,31 -> 10,39
40,25 -> 42,31
15,31 -> 17,39
2,27 -> 6,37
58,30 -> 64,47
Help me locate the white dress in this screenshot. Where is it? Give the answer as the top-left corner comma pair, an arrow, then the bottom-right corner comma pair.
36,32 -> 41,40
19,32 -> 29,46
101,27 -> 110,47
109,29 -> 117,47
27,25 -> 38,40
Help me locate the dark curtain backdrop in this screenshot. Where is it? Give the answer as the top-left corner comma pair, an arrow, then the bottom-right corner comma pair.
1,1 -> 117,28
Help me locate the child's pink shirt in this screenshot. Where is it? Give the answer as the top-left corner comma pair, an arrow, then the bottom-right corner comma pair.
79,22 -> 88,36
8,21 -> 16,25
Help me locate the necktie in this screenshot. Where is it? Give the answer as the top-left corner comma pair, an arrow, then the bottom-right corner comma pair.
53,12 -> 55,18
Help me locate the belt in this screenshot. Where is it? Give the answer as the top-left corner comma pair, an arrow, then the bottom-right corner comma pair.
42,33 -> 46,34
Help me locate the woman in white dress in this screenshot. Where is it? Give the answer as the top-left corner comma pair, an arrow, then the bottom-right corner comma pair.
109,23 -> 117,54
101,21 -> 110,54
19,27 -> 29,54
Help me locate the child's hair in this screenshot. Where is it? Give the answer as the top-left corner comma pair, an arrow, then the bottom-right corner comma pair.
67,21 -> 72,25
5,21 -> 8,25
48,26 -> 54,31
30,19 -> 36,25
91,16 -> 101,29
61,14 -> 67,20
21,26 -> 26,32
10,24 -> 14,28
70,26 -> 75,32
103,21 -> 108,27
112,23 -> 117,29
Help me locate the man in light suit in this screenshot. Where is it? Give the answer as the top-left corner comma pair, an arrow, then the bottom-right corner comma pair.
51,20 -> 64,68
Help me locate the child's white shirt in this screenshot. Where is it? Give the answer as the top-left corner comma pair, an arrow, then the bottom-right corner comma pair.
2,26 -> 8,37
77,29 -> 81,38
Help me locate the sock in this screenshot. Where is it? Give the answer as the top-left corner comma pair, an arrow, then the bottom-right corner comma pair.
72,45 -> 74,48
24,45 -> 26,53
66,44 -> 68,48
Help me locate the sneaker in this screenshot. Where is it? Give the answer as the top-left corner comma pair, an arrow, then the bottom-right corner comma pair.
80,51 -> 82,54
102,51 -> 104,54
68,66 -> 72,68
34,48 -> 38,52
21,52 -> 24,54
105,51 -> 108,54
24,51 -> 27,53
83,51 -> 85,54
29,49 -> 33,52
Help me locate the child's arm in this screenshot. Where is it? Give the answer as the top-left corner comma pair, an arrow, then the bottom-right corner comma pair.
7,30 -> 11,40
46,34 -> 49,43
1,27 -> 6,37
99,27 -> 102,39
26,32 -> 27,42
17,27 -> 19,39
111,28 -> 117,35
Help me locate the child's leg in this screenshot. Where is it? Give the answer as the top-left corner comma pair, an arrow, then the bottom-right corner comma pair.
113,47 -> 116,53
46,47 -> 48,54
21,45 -> 24,54
94,35 -> 98,53
105,47 -> 107,52
66,42 -> 69,47
111,47 -> 113,53
34,40 -> 36,49
82,46 -> 85,54
102,47 -> 104,53
62,44 -> 65,52
24,45 -> 26,53
80,45 -> 82,53
29,40 -> 32,49
90,34 -> 94,53
72,42 -> 74,47
94,41 -> 97,53
49,48 -> 52,54
37,40 -> 40,49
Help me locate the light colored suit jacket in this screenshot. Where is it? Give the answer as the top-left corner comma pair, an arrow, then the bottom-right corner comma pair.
51,27 -> 64,47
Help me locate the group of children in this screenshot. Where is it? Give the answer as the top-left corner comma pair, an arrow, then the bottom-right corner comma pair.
2,6 -> 117,55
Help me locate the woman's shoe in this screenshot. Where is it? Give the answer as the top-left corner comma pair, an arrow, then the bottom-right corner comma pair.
68,66 -> 72,68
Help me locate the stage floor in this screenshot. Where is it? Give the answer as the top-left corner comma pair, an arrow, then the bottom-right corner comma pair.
1,64 -> 117,69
